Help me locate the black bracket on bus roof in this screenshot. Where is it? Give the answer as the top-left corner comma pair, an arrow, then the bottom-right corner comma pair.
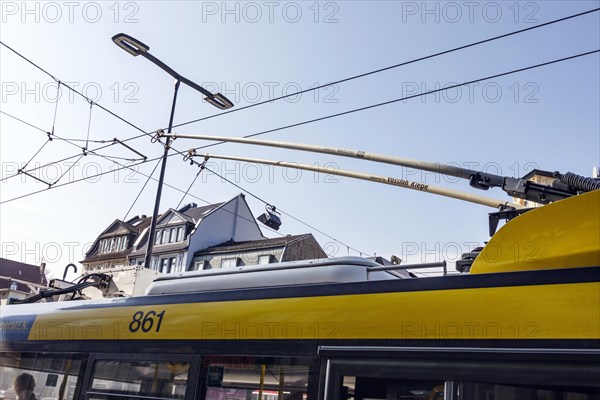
488,207 -> 532,236
469,169 -> 576,205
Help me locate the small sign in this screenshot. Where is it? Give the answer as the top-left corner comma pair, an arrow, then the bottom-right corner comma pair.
206,366 -> 224,387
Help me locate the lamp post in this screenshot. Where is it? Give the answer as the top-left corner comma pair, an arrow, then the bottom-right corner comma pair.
112,33 -> 233,271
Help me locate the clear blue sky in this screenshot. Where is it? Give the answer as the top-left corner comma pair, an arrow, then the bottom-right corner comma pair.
1,1 -> 599,279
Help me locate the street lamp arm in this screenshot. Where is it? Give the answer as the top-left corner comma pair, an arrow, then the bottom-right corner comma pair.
112,33 -> 234,110
141,51 -> 181,80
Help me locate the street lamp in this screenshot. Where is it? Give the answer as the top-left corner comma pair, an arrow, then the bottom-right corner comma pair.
112,33 -> 234,271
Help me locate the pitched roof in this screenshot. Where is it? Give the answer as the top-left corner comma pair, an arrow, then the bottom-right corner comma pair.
0,258 -> 47,292
133,202 -> 226,252
182,203 -> 224,222
81,250 -> 132,263
156,203 -> 224,226
82,216 -> 152,262
193,234 -> 312,256
98,217 -> 151,237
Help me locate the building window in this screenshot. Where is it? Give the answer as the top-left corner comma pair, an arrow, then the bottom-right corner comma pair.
161,230 -> 167,244
168,228 -> 175,243
177,227 -> 184,242
155,230 -> 161,245
190,260 -> 210,271
221,258 -> 239,269
160,257 -> 176,274
258,255 -> 273,265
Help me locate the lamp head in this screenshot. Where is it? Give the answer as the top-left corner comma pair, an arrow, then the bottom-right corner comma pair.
257,206 -> 282,231
112,33 -> 150,56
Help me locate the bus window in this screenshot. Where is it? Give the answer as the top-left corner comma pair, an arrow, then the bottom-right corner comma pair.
458,382 -> 600,400
87,359 -> 191,400
0,353 -> 84,400
338,376 -> 445,400
201,356 -> 318,400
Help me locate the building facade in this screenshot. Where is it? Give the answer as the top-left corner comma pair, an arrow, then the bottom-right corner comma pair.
189,233 -> 328,271
127,194 -> 264,273
81,193 -> 328,276
0,258 -> 48,304
80,215 -> 151,272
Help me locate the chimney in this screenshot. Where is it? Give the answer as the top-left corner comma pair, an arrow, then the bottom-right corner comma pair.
40,262 -> 46,284
178,203 -> 198,213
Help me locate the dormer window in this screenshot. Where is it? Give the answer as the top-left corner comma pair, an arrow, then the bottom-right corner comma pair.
99,236 -> 128,254
221,258 -> 240,269
154,226 -> 186,245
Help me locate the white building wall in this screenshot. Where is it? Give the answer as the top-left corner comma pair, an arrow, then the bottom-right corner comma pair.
185,195 -> 263,271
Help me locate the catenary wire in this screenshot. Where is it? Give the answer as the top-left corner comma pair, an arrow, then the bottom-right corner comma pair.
0,145 -> 286,237
171,50 -> 599,256
1,110 -> 145,181
0,41 -> 149,136
1,108 -> 146,186
0,87 -> 283,237
4,50 -> 596,205
198,163 -> 369,256
187,49 -> 600,148
175,163 -> 206,210
168,7 -> 600,131
0,43 -> 291,242
4,8 -> 597,177
4,29 -> 598,257
1,84 -> 362,252
82,157 -> 164,271
6,49 -> 589,252
20,139 -> 52,172
1,105 -> 359,250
